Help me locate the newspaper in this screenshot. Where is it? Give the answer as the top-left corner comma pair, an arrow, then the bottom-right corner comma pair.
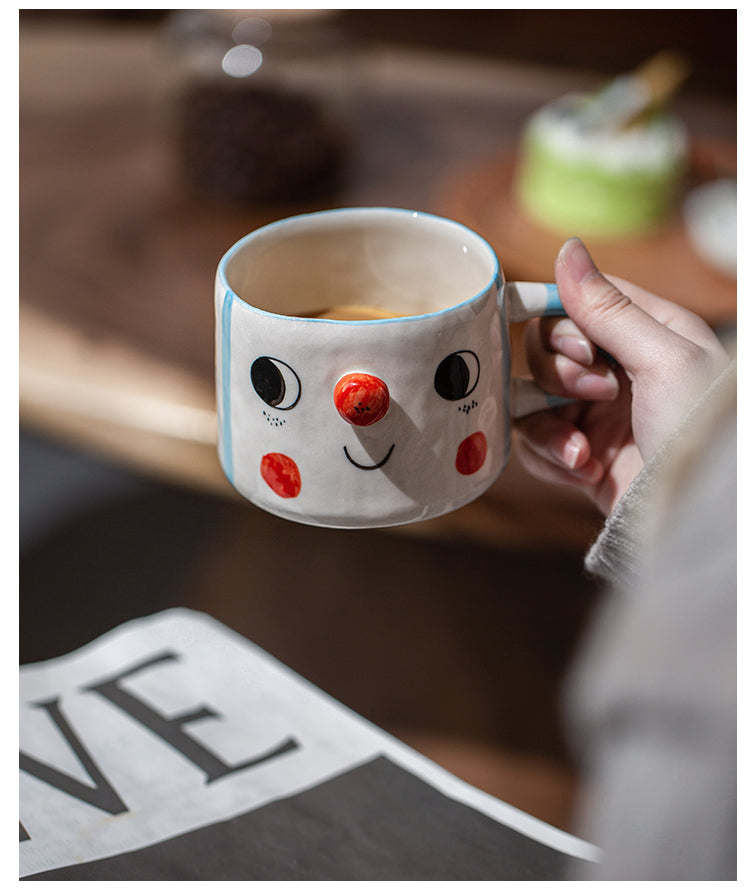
20,608 -> 598,880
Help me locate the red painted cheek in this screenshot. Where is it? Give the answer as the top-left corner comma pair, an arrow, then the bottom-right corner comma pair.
455,432 -> 487,475
261,453 -> 301,498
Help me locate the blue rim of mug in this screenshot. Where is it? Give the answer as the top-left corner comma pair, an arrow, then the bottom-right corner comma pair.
216,207 -> 503,324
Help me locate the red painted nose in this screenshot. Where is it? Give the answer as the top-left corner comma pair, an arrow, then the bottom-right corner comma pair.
333,373 -> 390,426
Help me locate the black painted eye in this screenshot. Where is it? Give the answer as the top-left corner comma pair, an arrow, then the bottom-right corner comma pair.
434,350 -> 480,401
250,357 -> 301,410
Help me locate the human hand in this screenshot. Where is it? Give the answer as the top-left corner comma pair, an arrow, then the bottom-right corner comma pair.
515,237 -> 731,515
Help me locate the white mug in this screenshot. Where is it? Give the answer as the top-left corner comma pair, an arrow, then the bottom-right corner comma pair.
215,208 -> 565,529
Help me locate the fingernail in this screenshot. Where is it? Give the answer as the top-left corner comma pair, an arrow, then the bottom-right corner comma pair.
574,368 -> 619,400
550,318 -> 595,365
556,334 -> 595,366
562,438 -> 583,469
558,238 -> 597,285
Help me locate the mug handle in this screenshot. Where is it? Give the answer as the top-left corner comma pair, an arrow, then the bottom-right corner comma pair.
505,281 -> 574,419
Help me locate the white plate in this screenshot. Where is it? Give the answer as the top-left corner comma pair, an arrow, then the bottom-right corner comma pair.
683,178 -> 737,278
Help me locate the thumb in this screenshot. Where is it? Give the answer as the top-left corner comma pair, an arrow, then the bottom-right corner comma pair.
555,238 -> 679,375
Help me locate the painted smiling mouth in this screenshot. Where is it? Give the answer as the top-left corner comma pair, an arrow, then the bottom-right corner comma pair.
343,444 -> 395,470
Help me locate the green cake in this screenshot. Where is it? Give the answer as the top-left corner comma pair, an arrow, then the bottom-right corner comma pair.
516,53 -> 690,238
516,94 -> 688,238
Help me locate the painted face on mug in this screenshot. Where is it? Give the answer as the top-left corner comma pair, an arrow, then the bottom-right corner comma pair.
252,348 -> 486,495
215,208 -> 568,529
218,290 -> 508,529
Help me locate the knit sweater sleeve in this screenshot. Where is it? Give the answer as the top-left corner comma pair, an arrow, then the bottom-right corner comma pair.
583,360 -> 737,587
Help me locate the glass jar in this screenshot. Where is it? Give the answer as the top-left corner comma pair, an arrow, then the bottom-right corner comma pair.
166,9 -> 355,204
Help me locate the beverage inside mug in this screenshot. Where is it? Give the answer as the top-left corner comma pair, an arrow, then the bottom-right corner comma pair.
215,207 -> 566,529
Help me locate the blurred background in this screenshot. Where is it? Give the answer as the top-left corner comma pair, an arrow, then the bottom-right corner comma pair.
19,9 -> 736,833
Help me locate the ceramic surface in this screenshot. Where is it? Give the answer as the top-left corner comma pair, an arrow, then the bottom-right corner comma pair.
215,208 -> 560,528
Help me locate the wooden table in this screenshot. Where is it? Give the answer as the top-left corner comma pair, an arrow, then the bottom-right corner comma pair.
19,16 -> 737,553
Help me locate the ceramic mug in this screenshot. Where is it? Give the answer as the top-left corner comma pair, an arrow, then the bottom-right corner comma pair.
215,207 -> 565,529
